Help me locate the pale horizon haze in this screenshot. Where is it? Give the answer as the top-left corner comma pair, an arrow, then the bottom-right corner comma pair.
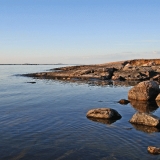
0,0 -> 160,64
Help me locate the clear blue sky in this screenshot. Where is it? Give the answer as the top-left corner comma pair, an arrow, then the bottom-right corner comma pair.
0,0 -> 160,64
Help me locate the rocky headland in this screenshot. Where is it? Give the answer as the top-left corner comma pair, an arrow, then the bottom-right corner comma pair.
24,59 -> 160,85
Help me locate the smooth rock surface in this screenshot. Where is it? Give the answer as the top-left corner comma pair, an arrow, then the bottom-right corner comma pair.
86,108 -> 121,120
128,81 -> 159,101
129,112 -> 160,127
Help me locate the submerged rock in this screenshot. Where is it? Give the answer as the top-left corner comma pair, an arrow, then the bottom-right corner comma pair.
148,146 -> 160,154
128,81 -> 159,101
86,108 -> 121,120
129,112 -> 160,127
118,99 -> 130,105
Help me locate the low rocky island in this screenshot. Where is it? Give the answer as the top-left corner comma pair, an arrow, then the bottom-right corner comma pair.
23,59 -> 160,85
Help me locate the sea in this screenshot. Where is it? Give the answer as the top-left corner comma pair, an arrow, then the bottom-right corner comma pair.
0,65 -> 160,160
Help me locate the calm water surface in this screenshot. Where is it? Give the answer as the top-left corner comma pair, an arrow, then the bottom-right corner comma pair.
0,65 -> 160,160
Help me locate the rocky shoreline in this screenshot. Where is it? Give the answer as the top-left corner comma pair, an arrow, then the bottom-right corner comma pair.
24,59 -> 160,85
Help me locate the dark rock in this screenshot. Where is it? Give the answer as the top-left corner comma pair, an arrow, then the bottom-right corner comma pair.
129,112 -> 160,127
26,82 -> 36,84
148,146 -> 160,154
128,81 -> 159,101
118,99 -> 130,105
130,100 -> 158,113
86,108 -> 121,120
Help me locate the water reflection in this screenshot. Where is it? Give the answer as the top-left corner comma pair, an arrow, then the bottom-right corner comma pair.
131,123 -> 160,133
87,117 -> 120,125
26,75 -> 143,87
130,100 -> 159,113
129,100 -> 160,133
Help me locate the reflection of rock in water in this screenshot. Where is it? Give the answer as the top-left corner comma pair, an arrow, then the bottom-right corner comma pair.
130,100 -> 158,113
131,123 -> 160,133
87,117 -> 118,125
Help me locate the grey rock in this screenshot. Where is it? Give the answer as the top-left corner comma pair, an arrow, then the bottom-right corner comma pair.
86,108 -> 121,120
128,81 -> 159,101
129,112 -> 160,127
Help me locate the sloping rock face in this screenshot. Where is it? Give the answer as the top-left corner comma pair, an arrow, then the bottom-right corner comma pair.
129,112 -> 160,127
86,108 -> 121,119
128,81 -> 159,101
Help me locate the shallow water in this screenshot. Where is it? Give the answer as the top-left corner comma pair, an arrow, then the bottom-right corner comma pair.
0,65 -> 160,160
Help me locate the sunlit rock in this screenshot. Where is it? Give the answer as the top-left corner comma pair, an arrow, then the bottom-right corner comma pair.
128,81 -> 159,101
148,146 -> 160,154
129,112 -> 160,127
86,108 -> 121,120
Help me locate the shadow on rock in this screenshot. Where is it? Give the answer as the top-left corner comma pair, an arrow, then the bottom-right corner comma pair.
130,100 -> 159,113
131,123 -> 160,133
87,117 -> 119,125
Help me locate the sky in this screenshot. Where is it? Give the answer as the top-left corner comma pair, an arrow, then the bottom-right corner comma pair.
0,0 -> 160,64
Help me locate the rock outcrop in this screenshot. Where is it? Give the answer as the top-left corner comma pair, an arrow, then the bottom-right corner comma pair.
23,59 -> 160,85
86,108 -> 121,120
129,112 -> 160,127
128,81 -> 159,101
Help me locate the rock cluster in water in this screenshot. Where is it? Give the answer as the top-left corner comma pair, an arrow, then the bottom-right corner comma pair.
23,59 -> 160,85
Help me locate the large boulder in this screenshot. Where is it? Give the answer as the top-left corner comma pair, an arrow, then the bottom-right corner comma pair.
129,112 -> 160,127
128,81 -> 159,101
86,108 -> 121,120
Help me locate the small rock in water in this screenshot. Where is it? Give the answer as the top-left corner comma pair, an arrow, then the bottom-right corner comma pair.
129,112 -> 160,127
26,82 -> 36,84
148,146 -> 160,154
118,99 -> 130,105
86,108 -> 122,120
